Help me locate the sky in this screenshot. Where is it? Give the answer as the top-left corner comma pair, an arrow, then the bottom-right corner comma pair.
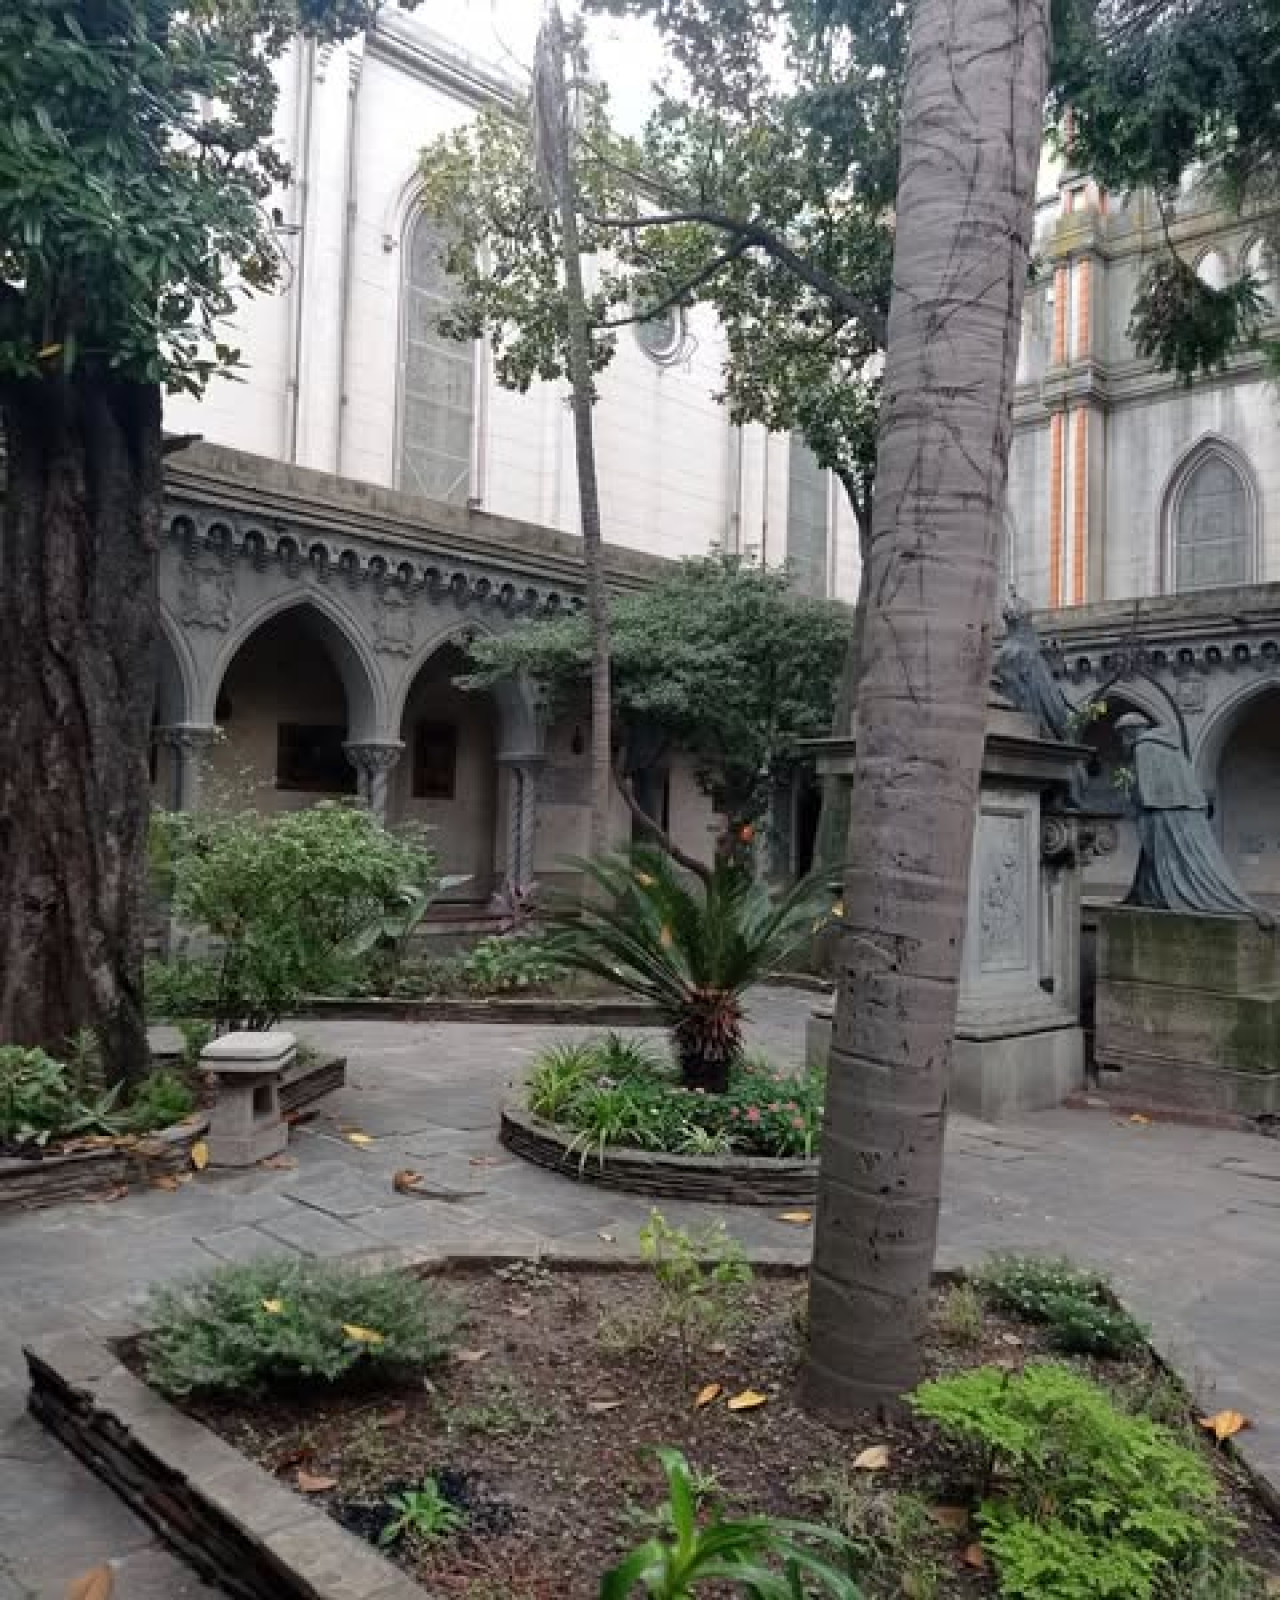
412,0 -> 668,131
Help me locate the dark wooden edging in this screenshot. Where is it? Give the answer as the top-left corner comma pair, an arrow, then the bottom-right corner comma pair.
26,1331 -> 431,1600
292,995 -> 662,1026
499,1101 -> 818,1205
0,1114 -> 210,1216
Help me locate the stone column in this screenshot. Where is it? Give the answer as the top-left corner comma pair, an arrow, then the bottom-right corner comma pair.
499,755 -> 544,891
343,740 -> 404,823
152,724 -> 220,812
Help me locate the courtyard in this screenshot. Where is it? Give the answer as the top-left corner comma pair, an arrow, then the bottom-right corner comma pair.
3,992 -> 1279,1596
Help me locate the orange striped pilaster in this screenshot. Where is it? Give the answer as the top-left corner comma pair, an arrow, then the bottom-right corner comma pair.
1049,412 -> 1065,607
1071,408 -> 1088,605
1074,258 -> 1092,360
1052,266 -> 1069,365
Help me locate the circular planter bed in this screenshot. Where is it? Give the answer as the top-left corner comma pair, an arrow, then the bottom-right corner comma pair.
0,1112 -> 209,1215
499,1100 -> 818,1204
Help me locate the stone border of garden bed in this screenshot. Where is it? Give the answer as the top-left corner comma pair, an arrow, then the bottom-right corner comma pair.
290,995 -> 662,1026
499,1100 -> 818,1204
0,1114 -> 210,1216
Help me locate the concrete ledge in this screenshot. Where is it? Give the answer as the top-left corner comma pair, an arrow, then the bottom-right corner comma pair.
0,1114 -> 210,1216
295,996 -> 661,1026
499,1102 -> 818,1205
26,1331 -> 431,1600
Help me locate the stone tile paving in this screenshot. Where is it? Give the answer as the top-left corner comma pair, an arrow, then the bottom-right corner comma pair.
3,988 -> 1280,1593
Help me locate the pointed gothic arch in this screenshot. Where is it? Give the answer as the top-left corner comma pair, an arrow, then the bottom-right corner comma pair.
1161,436 -> 1259,594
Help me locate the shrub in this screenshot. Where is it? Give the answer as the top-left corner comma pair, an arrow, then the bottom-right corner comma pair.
637,1208 -> 752,1375
458,935 -> 568,995
125,1070 -> 197,1133
143,1259 -> 458,1397
152,803 -> 444,1030
975,1255 -> 1145,1358
937,1281 -> 985,1347
547,847 -> 830,1091
911,1364 -> 1241,1600
0,1045 -> 125,1147
523,1036 -> 823,1160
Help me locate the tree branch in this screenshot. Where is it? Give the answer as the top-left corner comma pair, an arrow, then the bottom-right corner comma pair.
582,207 -> 889,343
611,759 -> 713,885
598,240 -> 750,330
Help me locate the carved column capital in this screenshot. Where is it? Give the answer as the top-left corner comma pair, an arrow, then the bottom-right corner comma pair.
153,723 -> 221,811
343,740 -> 404,821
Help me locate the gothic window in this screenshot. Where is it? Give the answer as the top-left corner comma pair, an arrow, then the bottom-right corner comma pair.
787,437 -> 829,598
1169,448 -> 1255,593
398,212 -> 474,505
277,724 -> 357,794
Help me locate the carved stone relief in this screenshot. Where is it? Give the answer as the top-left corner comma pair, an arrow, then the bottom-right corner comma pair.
373,587 -> 416,657
178,550 -> 235,630
978,808 -> 1030,972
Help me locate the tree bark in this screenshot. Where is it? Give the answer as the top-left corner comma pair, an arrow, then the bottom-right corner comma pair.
804,0 -> 1049,1419
0,371 -> 163,1087
539,7 -> 613,860
812,493 -> 870,885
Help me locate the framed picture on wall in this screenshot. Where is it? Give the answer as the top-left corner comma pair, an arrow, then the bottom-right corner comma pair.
413,721 -> 458,799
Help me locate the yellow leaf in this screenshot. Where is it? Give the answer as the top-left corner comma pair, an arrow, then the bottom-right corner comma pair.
345,1131 -> 374,1147
635,871 -> 656,888
659,924 -> 673,949
694,1383 -> 723,1409
1199,1409 -> 1249,1441
726,1389 -> 768,1412
776,1210 -> 813,1225
853,1444 -> 890,1472
261,1299 -> 285,1315
342,1323 -> 385,1346
1128,1113 -> 1151,1126
149,1175 -> 180,1192
38,343 -> 64,361
296,1469 -> 338,1494
190,1140 -> 210,1170
65,1566 -> 114,1600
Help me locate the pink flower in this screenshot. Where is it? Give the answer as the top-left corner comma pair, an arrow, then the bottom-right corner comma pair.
785,1102 -> 798,1112
768,1102 -> 781,1113
729,1107 -> 740,1119
746,1107 -> 761,1124
792,1116 -> 806,1130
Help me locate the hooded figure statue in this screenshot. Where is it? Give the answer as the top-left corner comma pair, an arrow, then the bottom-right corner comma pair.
1115,713 -> 1272,926
992,599 -> 1087,807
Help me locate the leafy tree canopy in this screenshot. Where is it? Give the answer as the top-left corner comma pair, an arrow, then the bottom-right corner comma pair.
0,0 -> 405,397
464,554 -> 850,821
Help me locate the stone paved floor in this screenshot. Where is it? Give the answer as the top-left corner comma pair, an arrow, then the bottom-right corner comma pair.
4,987 -> 1280,1595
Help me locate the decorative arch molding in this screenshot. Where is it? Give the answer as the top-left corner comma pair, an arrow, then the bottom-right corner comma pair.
1193,677 -> 1280,795
156,607 -> 199,725
203,591 -> 387,742
388,618 -> 542,757
1159,434 -> 1260,595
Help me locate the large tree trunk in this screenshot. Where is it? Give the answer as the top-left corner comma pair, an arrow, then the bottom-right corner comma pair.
0,372 -> 163,1088
805,0 -> 1049,1419
812,496 -> 870,885
539,7 -> 613,860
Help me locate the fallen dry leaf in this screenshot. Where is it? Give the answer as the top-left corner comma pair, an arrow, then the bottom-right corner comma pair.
261,1299 -> 286,1315
344,1131 -> 374,1147
776,1210 -> 813,1225
853,1444 -> 890,1472
707,1341 -> 729,1356
1128,1113 -> 1151,1126
380,1404 -> 408,1427
586,1399 -> 624,1414
96,1185 -> 129,1204
998,1332 -> 1024,1347
65,1565 -> 114,1600
272,1445 -> 313,1474
961,1543 -> 988,1572
342,1323 -> 385,1346
190,1140 -> 210,1170
507,1303 -> 533,1320
726,1389 -> 768,1412
694,1383 -> 723,1409
149,1175 -> 180,1192
261,1153 -> 297,1170
455,1348 -> 492,1364
1199,1409 -> 1250,1441
296,1469 -> 338,1494
393,1169 -> 425,1194
927,1505 -> 971,1533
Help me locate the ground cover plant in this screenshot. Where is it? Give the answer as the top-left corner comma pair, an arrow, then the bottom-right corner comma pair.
0,1042 -> 196,1156
135,1251 -> 1280,1599
973,1256 -> 1145,1359
523,1034 -> 824,1159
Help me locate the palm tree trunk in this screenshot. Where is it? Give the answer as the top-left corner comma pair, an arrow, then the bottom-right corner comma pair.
804,0 -> 1049,1420
538,7 -> 613,860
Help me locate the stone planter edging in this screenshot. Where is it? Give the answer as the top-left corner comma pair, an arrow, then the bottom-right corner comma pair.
499,1101 -> 818,1205
293,995 -> 661,1026
0,1113 -> 210,1216
26,1330 -> 432,1600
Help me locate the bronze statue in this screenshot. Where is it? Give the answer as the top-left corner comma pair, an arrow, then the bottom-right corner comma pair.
993,598 -> 1087,806
1115,713 -> 1272,926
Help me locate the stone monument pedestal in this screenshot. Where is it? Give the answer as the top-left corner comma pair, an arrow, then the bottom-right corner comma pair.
1095,907 -> 1280,1117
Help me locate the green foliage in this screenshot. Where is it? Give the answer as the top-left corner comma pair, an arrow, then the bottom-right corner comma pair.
799,1472 -> 947,1600
125,1070 -> 196,1134
1129,256 -> 1268,387
912,1364 -> 1236,1600
601,1447 -> 862,1599
547,847 -> 830,1088
636,1209 -> 753,1374
976,1255 -> 1145,1358
524,1036 -> 824,1159
937,1282 -> 986,1347
458,936 -> 569,995
143,1258 -> 458,1398
0,1045 -> 125,1146
0,0 -> 405,395
466,556 -> 850,830
449,1379 -> 555,1439
152,803 -> 442,1030
379,1476 -> 466,1547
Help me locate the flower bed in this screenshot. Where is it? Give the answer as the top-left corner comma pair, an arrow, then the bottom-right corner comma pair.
33,1251 -> 1280,1600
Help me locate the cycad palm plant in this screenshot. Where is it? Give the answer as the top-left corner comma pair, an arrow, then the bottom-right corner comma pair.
550,848 -> 830,1092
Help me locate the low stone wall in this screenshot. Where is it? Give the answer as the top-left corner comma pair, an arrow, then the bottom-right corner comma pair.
297,996 -> 661,1026
280,1051 -> 347,1115
26,1331 -> 429,1600
0,1115 -> 209,1215
500,1102 -> 818,1205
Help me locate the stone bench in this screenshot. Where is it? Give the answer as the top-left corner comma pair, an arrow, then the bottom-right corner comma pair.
201,1032 -> 296,1168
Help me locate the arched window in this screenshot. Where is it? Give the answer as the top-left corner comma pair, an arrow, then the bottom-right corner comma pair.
1167,445 -> 1256,593
398,212 -> 474,505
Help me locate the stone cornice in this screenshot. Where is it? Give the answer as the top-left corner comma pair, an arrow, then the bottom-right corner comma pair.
1037,587 -> 1280,683
165,442 -> 669,617
366,13 -> 517,111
